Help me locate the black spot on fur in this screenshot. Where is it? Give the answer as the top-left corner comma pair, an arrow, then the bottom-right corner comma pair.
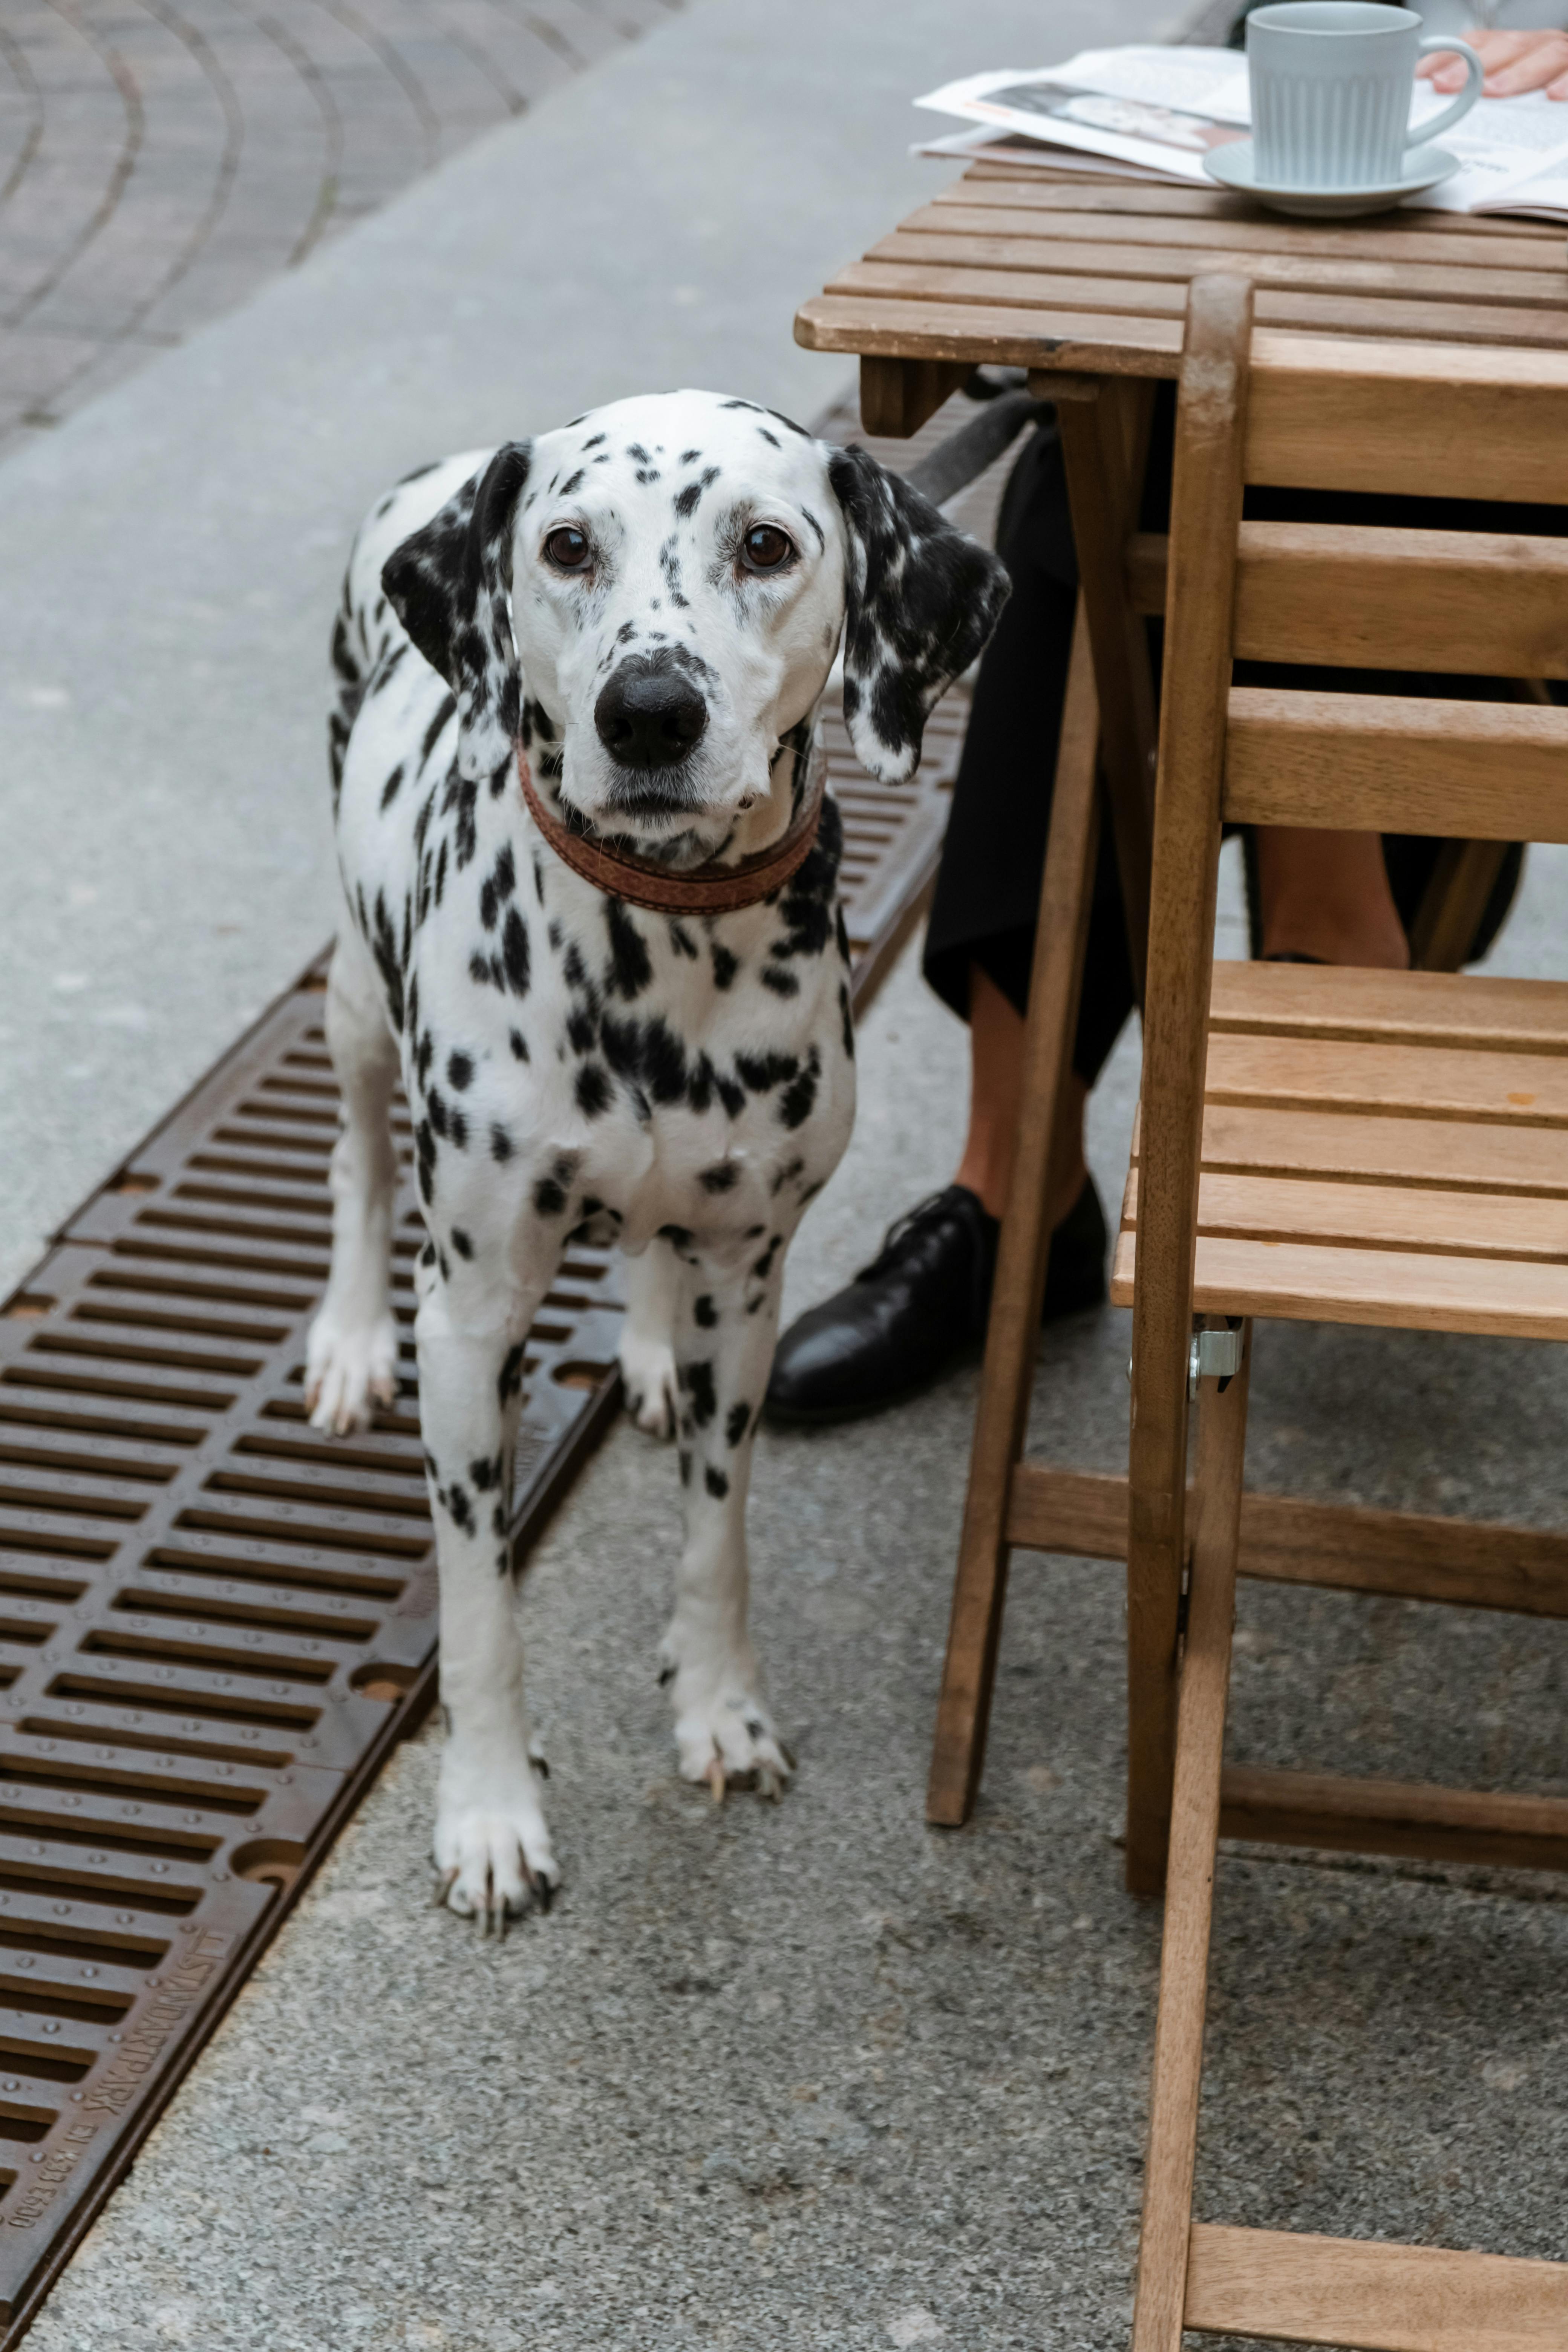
839,981 -> 855,1059
603,1013 -> 688,1106
421,693 -> 457,767
605,900 -> 652,999
447,1051 -> 473,1091
534,1176 -> 569,1217
490,1124 -> 513,1162
509,1028 -> 530,1062
682,1360 -> 716,1429
761,965 -> 800,998
699,1162 -> 739,1196
704,1464 -> 730,1500
498,1343 -> 525,1404
575,1062 -> 612,1118
711,942 -> 738,990
451,1227 -> 473,1260
501,906 -> 531,995
694,1294 -> 717,1328
736,1049 -> 798,1095
778,1048 -> 821,1131
726,1401 -> 750,1448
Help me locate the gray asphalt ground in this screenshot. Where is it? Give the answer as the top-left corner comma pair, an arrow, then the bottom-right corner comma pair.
4,0 -> 1568,2341
0,0 -> 684,453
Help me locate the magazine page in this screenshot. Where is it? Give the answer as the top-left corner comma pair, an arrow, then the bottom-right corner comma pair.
1416,88 -> 1568,216
913,124 -> 1176,183
916,44 -> 1568,217
914,49 -> 1249,184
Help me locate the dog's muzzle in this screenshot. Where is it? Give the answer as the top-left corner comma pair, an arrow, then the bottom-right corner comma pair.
594,655 -> 709,773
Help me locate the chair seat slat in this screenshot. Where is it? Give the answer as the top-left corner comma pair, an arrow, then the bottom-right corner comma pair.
1208,959 -> 1568,1051
1223,687 -> 1568,841
1198,1102 -> 1568,1195
1123,1166 -> 1568,1262
1111,1226 -> 1568,1338
1206,1029 -> 1568,1125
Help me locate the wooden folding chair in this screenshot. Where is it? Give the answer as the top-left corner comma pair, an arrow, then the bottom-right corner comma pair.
1118,275 -> 1568,2351
928,329 -> 1552,1852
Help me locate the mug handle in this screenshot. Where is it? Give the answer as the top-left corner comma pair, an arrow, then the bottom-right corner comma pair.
1412,37 -> 1484,147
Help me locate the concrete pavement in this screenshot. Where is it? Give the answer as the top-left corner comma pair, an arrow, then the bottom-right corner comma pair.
3,0 -> 1566,2340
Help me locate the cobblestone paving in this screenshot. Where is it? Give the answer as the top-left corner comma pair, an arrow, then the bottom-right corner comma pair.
0,0 -> 682,450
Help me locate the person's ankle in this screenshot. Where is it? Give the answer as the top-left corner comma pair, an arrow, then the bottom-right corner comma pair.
949,1159 -> 1088,1231
1262,917 -> 1409,969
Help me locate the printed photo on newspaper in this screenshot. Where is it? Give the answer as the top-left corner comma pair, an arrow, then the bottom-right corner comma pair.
915,46 -> 1568,222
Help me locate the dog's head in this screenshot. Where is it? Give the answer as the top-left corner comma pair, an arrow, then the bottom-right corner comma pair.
381,390 -> 1009,856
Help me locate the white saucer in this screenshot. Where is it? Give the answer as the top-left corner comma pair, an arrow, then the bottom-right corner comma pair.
1202,138 -> 1459,219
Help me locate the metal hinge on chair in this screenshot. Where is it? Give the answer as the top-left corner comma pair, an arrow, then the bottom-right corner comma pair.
1188,1319 -> 1244,1396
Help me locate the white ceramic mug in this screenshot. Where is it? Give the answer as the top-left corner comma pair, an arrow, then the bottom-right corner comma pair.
1246,2 -> 1483,189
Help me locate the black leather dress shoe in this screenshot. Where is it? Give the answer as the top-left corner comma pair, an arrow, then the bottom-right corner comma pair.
765,1176 -> 1106,1426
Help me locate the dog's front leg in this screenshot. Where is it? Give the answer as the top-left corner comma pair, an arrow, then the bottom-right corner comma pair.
417,1265 -> 559,1926
663,1240 -> 793,1799
306,931 -> 401,1435
618,1239 -> 678,1438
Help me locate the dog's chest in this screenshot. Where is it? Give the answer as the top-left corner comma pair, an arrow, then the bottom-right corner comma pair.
343,714 -> 855,1262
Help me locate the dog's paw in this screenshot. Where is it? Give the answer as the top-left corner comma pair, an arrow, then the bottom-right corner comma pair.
664,1649 -> 793,1803
619,1325 -> 676,1439
305,1310 -> 399,1435
433,1754 -> 559,1932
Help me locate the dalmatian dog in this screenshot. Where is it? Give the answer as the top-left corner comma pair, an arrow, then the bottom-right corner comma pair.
307,389 -> 1008,1925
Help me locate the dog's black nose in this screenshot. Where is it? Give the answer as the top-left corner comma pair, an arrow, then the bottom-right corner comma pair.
594,660 -> 709,769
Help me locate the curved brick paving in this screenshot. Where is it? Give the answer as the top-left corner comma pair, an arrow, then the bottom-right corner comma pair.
0,0 -> 682,450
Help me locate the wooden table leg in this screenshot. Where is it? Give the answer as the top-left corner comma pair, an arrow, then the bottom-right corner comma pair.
1054,377 -> 1160,1004
1131,1325 -> 1252,2352
927,600 -> 1101,1827
859,356 -> 969,439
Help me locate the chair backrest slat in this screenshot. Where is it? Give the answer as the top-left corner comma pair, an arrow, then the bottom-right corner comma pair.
1233,523 -> 1568,678
1248,334 -> 1568,503
1224,688 -> 1568,843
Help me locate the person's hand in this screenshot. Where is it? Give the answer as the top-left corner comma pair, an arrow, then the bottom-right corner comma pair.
1418,26 -> 1568,98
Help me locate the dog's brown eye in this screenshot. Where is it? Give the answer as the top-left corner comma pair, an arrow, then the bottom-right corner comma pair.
741,524 -> 794,574
544,526 -> 591,572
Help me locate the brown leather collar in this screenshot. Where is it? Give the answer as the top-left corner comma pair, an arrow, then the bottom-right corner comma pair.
515,741 -> 826,916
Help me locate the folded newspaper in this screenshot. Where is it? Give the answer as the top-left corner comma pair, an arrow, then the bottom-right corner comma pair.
916,45 -> 1568,221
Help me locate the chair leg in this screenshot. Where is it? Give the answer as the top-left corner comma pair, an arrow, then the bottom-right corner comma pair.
927,603 -> 1101,1827
1055,377 -> 1159,1004
1121,276 -> 1253,1898
1131,1324 -> 1252,2352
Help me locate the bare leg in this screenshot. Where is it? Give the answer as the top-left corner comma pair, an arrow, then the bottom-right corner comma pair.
307,931 -> 402,1435
1255,826 -> 1409,969
954,962 -> 1089,1225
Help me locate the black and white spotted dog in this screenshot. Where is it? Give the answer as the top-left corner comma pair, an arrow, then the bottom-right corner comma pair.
308,390 -> 1008,1925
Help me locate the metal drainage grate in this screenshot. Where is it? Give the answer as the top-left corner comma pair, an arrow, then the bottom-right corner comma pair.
0,676 -> 969,2341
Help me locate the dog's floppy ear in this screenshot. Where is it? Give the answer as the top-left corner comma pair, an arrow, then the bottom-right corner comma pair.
826,443 -> 1010,785
381,441 -> 533,784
